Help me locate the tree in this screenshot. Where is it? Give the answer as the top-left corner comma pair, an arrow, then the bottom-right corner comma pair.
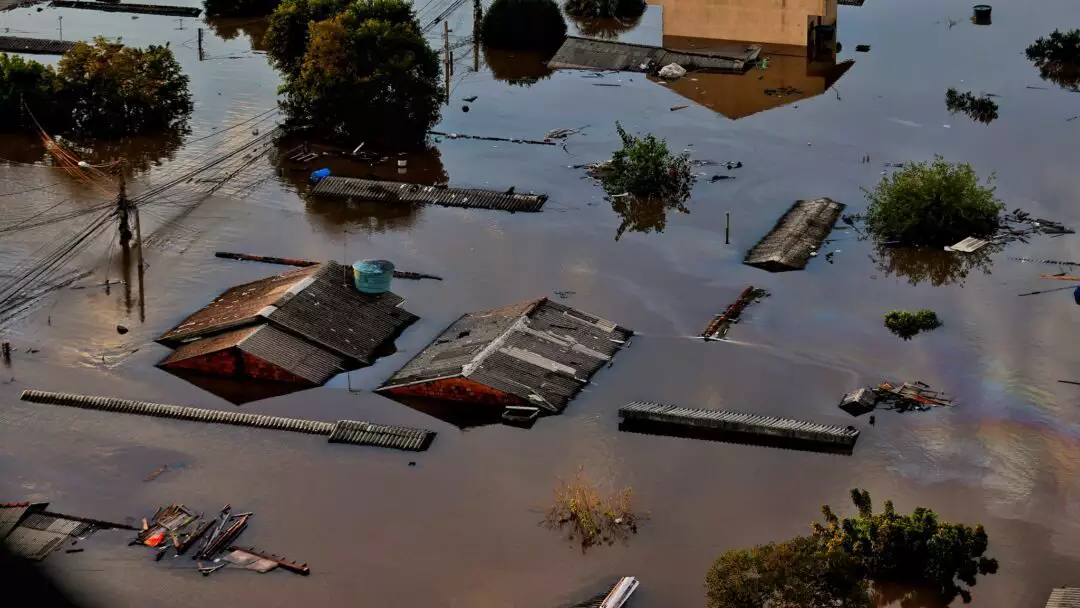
278,0 -> 442,148
204,0 -> 281,17
480,0 -> 567,51
706,536 -> 871,608
812,489 -> 999,604
266,0 -> 353,76
863,156 -> 1002,246
563,0 -> 644,20
603,122 -> 694,199
57,38 -> 192,137
883,309 -> 943,340
1025,29 -> 1080,91
0,54 -> 61,132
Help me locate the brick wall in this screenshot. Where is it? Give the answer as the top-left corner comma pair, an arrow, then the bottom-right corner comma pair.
161,349 -> 239,377
240,352 -> 311,384
387,377 -> 526,406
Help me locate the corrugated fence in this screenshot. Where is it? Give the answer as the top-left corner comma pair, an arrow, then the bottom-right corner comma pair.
311,177 -> 547,212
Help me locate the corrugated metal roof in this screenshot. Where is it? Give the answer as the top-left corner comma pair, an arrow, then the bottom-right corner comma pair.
744,198 -> 845,272
158,326 -> 260,365
620,401 -> 859,445
1046,588 -> 1080,608
380,299 -> 632,412
327,420 -> 435,451
157,265 -> 320,344
0,35 -> 77,55
945,236 -> 991,253
5,526 -> 69,560
0,504 -> 32,539
549,36 -> 759,73
239,325 -> 347,384
50,0 -> 202,17
311,177 -> 548,212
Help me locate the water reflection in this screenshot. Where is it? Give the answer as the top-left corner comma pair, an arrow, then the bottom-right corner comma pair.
161,368 -> 313,405
610,193 -> 689,240
945,89 -> 999,124
203,16 -> 271,52
567,15 -> 644,40
0,130 -> 186,176
483,47 -> 555,86
871,244 -> 998,287
274,140 -> 447,234
384,394 -> 504,429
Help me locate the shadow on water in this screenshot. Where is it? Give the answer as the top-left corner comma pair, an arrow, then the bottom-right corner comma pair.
611,193 -> 690,240
382,393 -> 505,429
567,15 -> 644,40
872,581 -> 966,608
160,368 -> 314,405
273,140 -> 448,234
203,16 -> 271,52
0,130 -> 186,176
483,47 -> 555,87
870,244 -> 998,287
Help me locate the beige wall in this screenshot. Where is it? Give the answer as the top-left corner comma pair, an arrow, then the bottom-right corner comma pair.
650,0 -> 837,48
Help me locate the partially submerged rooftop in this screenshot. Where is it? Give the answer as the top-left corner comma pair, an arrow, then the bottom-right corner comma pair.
378,298 -> 632,413
548,36 -> 759,74
156,261 -> 417,389
744,198 -> 845,272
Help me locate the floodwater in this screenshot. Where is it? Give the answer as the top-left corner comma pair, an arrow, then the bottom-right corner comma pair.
2,0 -> 1080,606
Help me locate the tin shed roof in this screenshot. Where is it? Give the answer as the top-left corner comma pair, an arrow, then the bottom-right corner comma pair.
1046,588 -> 1080,608
379,299 -> 632,412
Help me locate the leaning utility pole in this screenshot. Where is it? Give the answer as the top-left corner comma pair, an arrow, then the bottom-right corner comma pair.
443,21 -> 451,104
117,170 -> 132,245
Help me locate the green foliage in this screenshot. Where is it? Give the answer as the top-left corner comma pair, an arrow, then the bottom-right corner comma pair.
603,121 -> 694,199
1025,29 -> 1080,91
945,88 -> 998,124
266,0 -> 353,76
0,54 -> 61,132
863,156 -> 1002,246
563,0 -> 644,19
204,0 -> 281,17
883,309 -> 942,340
0,39 -> 191,137
481,0 -> 567,51
812,489 -> 999,605
277,0 -> 442,148
706,536 -> 871,608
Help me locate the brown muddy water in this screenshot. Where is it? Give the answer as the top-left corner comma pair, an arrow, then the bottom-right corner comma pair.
2,0 -> 1080,606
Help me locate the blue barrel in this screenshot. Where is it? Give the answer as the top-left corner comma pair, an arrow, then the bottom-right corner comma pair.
309,168 -> 331,184
352,260 -> 395,294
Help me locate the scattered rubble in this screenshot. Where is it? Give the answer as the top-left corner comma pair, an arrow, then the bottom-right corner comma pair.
701,287 -> 768,340
839,381 -> 954,417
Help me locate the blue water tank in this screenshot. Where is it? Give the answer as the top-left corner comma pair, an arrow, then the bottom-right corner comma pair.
310,168 -> 331,184
353,259 -> 395,294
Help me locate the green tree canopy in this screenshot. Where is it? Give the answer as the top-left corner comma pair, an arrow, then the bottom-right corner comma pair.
0,54 -> 61,132
266,0 -> 353,76
278,0 -> 442,147
863,156 -> 1002,246
481,0 -> 567,51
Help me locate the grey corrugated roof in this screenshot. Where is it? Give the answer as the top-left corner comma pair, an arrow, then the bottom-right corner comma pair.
549,36 -> 759,73
328,420 -> 435,451
238,325 -> 346,384
0,35 -> 76,54
311,177 -> 548,212
3,512 -> 94,560
0,504 -> 32,538
380,299 -> 632,412
744,198 -> 845,272
1047,588 -> 1080,608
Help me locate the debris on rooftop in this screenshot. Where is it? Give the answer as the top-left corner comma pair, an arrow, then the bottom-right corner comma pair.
548,36 -> 759,74
19,390 -> 437,451
744,198 -> 846,272
838,381 -> 954,416
619,401 -> 860,454
701,287 -> 768,340
378,298 -> 632,416
1,501 -> 134,561
155,261 -> 417,391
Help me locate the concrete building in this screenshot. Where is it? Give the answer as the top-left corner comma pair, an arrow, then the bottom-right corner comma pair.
650,0 -> 838,54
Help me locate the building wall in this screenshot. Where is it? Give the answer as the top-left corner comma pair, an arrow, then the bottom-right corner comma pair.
161,349 -> 239,377
385,377 -> 526,406
650,0 -> 837,48
240,352 -> 312,384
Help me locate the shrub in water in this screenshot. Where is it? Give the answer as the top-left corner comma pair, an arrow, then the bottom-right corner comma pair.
544,468 -> 642,551
884,309 -> 942,340
863,156 -> 1002,246
602,121 -> 694,200
481,0 -> 567,51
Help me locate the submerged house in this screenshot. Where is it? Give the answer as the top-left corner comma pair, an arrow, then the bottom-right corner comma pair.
1,501 -> 131,561
377,298 -> 632,417
650,0 -> 838,52
156,261 -> 417,389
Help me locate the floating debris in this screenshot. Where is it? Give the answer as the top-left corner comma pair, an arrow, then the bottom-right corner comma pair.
855,44 -> 871,52
944,236 -> 991,253
701,286 -> 768,340
547,127 -> 585,139
839,381 -> 954,416
429,130 -> 556,146
312,176 -> 548,212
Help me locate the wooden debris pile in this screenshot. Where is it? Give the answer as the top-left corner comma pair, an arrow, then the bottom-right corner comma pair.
133,503 -> 309,577
701,287 -> 768,340
998,209 -> 1074,243
839,381 -> 954,417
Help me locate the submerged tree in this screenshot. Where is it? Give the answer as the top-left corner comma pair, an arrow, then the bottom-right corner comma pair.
276,0 -> 442,148
1025,29 -> 1080,91
883,309 -> 942,340
564,0 -> 644,20
603,122 -> 694,199
204,0 -> 281,17
0,54 -> 62,132
481,0 -> 567,51
945,88 -> 998,124
543,468 -> 642,552
266,0 -> 353,76
864,156 -> 1002,246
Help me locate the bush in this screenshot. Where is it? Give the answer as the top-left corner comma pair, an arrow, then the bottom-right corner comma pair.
883,309 -> 942,340
602,121 -> 695,199
1025,29 -> 1080,91
266,0 -> 353,76
863,156 -> 1002,246
544,468 -> 641,551
277,0 -> 442,148
204,0 -> 281,17
945,88 -> 998,124
563,0 -> 644,19
481,0 -> 567,51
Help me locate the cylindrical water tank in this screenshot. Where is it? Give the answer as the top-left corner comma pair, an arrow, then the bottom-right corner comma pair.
352,259 -> 395,294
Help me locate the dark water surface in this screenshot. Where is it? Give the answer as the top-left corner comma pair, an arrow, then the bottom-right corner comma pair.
3,0 -> 1080,606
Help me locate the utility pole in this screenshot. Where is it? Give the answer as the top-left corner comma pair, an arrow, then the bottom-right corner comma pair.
443,21 -> 450,104
58,16 -> 62,42
117,169 -> 132,246
197,28 -> 204,61
473,0 -> 481,72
